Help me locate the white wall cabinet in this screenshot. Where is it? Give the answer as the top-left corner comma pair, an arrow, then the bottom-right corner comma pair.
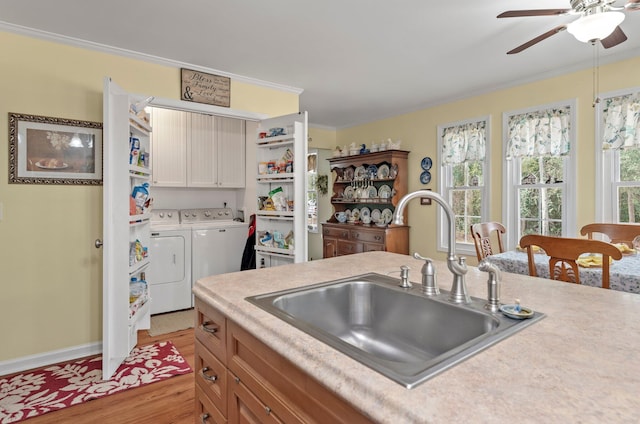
254,112 -> 308,267
151,109 -> 245,188
150,108 -> 188,187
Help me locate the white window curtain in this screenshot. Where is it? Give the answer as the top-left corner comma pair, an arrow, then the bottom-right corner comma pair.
441,121 -> 486,164
602,92 -> 640,150
506,106 -> 571,159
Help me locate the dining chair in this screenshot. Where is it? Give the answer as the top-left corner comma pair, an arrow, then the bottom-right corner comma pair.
519,234 -> 622,289
579,223 -> 640,247
470,222 -> 506,261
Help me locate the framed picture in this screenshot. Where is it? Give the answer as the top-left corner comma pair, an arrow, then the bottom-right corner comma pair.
8,113 -> 103,185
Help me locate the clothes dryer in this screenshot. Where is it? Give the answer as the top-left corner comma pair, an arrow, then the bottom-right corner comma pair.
181,208 -> 247,300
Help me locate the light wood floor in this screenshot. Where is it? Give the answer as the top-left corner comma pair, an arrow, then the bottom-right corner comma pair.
26,328 -> 196,424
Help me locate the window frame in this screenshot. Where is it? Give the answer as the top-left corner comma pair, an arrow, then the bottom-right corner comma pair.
595,86 -> 640,223
437,115 -> 491,256
502,99 -> 578,249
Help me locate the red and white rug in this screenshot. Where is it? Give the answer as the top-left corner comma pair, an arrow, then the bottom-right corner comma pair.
0,341 -> 192,423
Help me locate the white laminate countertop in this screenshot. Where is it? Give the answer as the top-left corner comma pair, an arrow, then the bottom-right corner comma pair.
193,251 -> 640,423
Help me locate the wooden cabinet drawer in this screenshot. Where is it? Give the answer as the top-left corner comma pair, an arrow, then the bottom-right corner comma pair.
363,243 -> 385,252
337,240 -> 363,256
323,226 -> 350,239
195,340 -> 227,417
351,229 -> 385,244
196,298 -> 227,363
196,384 -> 227,424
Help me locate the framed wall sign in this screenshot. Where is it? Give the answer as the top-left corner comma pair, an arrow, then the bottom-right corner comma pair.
8,113 -> 103,185
181,68 -> 231,107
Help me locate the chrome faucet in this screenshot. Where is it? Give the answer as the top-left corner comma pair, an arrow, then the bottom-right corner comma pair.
392,190 -> 471,304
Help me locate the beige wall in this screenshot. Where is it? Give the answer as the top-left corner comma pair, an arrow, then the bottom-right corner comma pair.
0,31 -> 298,361
337,56 -> 640,264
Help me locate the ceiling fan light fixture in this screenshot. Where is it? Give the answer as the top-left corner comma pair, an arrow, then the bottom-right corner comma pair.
567,11 -> 625,42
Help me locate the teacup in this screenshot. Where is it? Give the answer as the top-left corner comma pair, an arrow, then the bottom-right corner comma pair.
334,212 -> 347,223
362,215 -> 371,225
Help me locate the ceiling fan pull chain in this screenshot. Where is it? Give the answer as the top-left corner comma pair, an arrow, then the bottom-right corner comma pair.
592,40 -> 601,108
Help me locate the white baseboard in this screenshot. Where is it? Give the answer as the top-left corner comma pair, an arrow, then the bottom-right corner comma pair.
0,342 -> 102,376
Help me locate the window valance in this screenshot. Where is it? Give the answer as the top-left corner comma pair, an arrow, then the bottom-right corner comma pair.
506,106 -> 571,159
441,120 -> 486,165
602,92 -> 640,150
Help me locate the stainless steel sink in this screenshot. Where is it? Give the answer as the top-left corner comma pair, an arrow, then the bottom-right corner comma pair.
246,273 -> 544,389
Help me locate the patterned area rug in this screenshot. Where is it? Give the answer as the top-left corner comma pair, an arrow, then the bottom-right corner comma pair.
0,341 -> 192,423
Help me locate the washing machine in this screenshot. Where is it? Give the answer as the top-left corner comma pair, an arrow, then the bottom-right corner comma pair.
181,208 -> 248,294
147,209 -> 192,315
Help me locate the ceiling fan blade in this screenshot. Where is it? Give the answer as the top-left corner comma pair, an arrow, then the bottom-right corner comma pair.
497,9 -> 571,18
625,0 -> 640,10
507,26 -> 567,54
600,26 -> 627,48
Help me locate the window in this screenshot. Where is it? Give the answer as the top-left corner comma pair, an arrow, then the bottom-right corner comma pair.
437,117 -> 490,255
596,88 -> 640,223
503,101 -> 577,248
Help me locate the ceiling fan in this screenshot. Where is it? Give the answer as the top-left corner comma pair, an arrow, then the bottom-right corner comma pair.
498,0 -> 640,54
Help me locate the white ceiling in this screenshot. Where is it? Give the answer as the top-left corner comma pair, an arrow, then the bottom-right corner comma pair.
1,0 -> 639,128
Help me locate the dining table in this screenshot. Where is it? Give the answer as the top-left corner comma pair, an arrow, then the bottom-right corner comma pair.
484,249 -> 640,294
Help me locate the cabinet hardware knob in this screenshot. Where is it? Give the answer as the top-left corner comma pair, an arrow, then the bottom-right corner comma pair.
201,367 -> 218,382
200,413 -> 210,423
375,236 -> 382,241
265,406 -> 272,415
235,376 -> 241,384
354,233 -> 359,238
94,239 -> 103,248
201,322 -> 217,334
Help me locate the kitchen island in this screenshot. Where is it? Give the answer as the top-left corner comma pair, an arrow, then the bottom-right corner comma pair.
193,251 -> 640,423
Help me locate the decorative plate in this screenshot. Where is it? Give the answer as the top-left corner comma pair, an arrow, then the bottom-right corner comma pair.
420,171 -> 431,185
378,184 -> 392,200
421,157 -> 433,170
343,186 -> 355,200
367,185 -> 378,198
343,167 -> 354,181
36,160 -> 69,169
499,304 -> 534,320
367,164 -> 378,179
371,209 -> 382,223
360,207 -> 371,219
381,208 -> 393,225
377,164 -> 390,179
352,208 -> 360,220
354,165 -> 367,179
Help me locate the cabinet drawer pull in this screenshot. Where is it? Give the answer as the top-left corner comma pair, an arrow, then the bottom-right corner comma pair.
375,235 -> 382,241
201,322 -> 217,334
235,376 -> 241,384
265,406 -> 272,415
341,231 -> 348,237
354,233 -> 360,238
200,413 -> 210,423
200,367 -> 218,382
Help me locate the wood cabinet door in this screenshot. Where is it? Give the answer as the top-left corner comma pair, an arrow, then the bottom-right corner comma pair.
323,237 -> 338,258
228,372 -> 286,424
150,108 -> 187,187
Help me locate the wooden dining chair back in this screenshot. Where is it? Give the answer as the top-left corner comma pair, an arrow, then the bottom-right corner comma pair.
519,234 -> 622,289
471,222 -> 506,261
579,223 -> 640,247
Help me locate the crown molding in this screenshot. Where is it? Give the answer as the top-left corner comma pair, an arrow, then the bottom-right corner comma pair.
0,21 -> 304,95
